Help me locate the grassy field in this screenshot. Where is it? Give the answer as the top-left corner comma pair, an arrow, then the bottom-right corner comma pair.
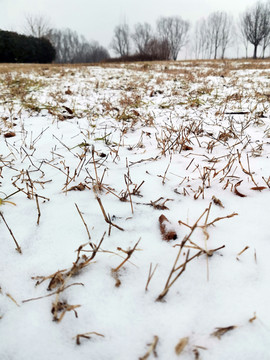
0,59 -> 270,360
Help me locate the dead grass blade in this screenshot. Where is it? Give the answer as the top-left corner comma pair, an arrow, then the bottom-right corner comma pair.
0,211 -> 22,253
145,263 -> 158,292
112,238 -> 140,272
96,195 -> 124,232
139,335 -> 159,360
75,203 -> 91,240
205,212 -> 238,227
74,331 -> 105,345
35,193 -> 41,225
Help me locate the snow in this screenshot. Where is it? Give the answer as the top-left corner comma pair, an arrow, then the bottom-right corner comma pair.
0,60 -> 270,359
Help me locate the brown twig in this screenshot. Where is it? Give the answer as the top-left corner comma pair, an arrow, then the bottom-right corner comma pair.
96,195 -> 124,232
112,238 -> 140,272
162,155 -> 172,185
22,283 -> 84,303
35,193 -> 41,225
145,263 -> 158,291
124,158 -> 134,214
203,202 -> 212,281
205,212 -> 238,227
236,246 -> 249,260
0,211 -> 22,253
75,203 -> 91,240
237,150 -> 258,187
156,207 -> 209,301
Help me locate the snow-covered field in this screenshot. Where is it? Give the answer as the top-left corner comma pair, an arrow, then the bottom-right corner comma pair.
0,60 -> 270,359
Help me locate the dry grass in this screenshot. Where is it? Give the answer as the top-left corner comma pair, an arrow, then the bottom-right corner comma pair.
0,58 -> 269,357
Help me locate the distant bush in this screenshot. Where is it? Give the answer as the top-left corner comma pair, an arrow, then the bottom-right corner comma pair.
104,54 -> 158,63
0,30 -> 55,63
105,51 -> 170,63
106,38 -> 170,63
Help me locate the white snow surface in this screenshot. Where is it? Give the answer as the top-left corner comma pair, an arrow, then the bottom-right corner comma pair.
0,61 -> 270,359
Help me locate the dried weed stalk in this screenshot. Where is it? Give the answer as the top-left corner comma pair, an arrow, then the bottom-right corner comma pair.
27,233 -> 105,294
156,202 -> 236,301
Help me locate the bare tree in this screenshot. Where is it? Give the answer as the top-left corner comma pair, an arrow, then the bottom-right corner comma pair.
24,14 -> 52,38
111,23 -> 130,57
238,21 -> 249,58
132,22 -> 153,55
206,12 -> 233,59
194,19 -> 211,59
48,28 -> 109,63
261,31 -> 270,57
207,13 -> 220,59
220,13 -> 234,59
261,1 -> 270,57
157,16 -> 190,60
240,1 -> 270,59
52,28 -> 81,63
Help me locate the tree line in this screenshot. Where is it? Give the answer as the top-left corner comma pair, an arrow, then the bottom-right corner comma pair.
111,0 -> 270,60
1,0 -> 270,64
24,15 -> 110,63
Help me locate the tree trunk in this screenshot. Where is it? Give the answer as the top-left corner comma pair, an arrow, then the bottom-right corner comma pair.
253,44 -> 258,59
214,47 -> 217,59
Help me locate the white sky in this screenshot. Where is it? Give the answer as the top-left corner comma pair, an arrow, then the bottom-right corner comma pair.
0,0 -> 259,51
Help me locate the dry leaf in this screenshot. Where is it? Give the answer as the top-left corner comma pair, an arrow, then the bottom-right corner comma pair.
151,202 -> 169,210
249,312 -> 257,323
250,186 -> 267,191
193,348 -> 200,359
132,109 -> 140,116
65,88 -> 73,95
211,326 -> 237,339
62,105 -> 73,114
67,183 -> 86,191
182,145 -> 193,151
175,337 -> 189,355
212,195 -> 224,208
58,114 -> 74,121
4,132 -> 16,138
218,132 -> 233,142
234,182 -> 246,197
159,214 -> 177,241
111,271 -> 121,287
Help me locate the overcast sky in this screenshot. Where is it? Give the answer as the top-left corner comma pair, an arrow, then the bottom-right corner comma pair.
0,0 -> 259,51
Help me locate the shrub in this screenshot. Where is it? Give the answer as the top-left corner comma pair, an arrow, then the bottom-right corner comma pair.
0,30 -> 55,63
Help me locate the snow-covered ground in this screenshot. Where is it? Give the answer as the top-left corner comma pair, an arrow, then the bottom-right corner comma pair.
0,60 -> 270,359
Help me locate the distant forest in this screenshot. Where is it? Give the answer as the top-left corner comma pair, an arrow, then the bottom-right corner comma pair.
1,0 -> 270,63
